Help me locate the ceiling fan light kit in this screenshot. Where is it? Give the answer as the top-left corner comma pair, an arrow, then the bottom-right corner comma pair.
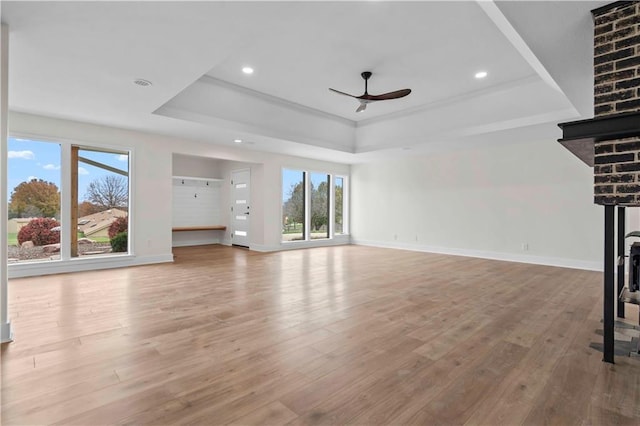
329,71 -> 411,112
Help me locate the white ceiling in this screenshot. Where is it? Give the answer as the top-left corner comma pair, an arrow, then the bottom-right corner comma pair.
205,1 -> 534,121
1,1 -> 607,163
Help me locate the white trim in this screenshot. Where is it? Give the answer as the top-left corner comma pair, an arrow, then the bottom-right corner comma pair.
172,238 -> 222,247
253,235 -> 351,252
173,175 -> 224,182
249,244 -> 276,252
304,172 -> 310,240
8,130 -> 135,159
356,75 -> 541,128
200,75 -> 354,127
127,148 -> 135,255
0,321 -> 13,343
1,24 -> 10,343
60,143 -> 71,260
339,174 -> 349,235
477,1 -> 563,94
8,254 -> 173,279
351,239 -> 602,272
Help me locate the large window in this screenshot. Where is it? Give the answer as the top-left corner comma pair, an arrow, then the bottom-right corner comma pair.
335,176 -> 344,235
310,172 -> 329,240
7,137 -> 130,263
7,138 -> 61,263
282,169 -> 305,241
282,169 -> 347,242
73,147 -> 129,257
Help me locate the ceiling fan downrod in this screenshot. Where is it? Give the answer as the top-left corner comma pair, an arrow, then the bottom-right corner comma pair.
361,71 -> 372,95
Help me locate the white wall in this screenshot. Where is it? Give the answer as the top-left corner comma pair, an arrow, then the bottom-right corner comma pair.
7,109 -> 607,275
1,24 -> 12,341
8,112 -> 351,276
351,135 -> 603,270
173,153 -> 223,179
171,154 -> 225,247
8,112 -> 175,277
169,147 -> 351,251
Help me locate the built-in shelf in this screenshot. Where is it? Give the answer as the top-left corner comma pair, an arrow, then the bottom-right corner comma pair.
172,226 -> 226,232
173,175 -> 224,182
557,111 -> 640,167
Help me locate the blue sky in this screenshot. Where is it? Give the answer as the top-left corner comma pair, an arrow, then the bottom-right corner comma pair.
282,169 -> 330,202
7,137 -> 128,202
282,169 -> 303,202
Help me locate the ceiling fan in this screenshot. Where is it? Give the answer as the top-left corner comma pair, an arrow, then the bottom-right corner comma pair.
329,71 -> 411,113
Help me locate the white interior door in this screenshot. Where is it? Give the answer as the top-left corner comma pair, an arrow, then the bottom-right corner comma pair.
231,169 -> 250,247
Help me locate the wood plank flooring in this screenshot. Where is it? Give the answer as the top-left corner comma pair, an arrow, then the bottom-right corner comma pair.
1,245 -> 639,425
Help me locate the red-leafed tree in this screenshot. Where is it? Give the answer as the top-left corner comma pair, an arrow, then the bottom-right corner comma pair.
108,216 -> 128,239
77,201 -> 102,217
17,218 -> 60,246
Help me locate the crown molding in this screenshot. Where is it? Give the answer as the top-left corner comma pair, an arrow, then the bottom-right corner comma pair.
199,75 -> 355,127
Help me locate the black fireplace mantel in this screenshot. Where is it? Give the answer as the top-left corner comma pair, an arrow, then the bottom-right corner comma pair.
558,111 -> 640,166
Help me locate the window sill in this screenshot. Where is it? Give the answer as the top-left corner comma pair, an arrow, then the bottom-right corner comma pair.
8,252 -> 173,279
275,234 -> 351,250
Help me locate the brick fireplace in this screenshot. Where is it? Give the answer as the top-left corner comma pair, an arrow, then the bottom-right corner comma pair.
592,1 -> 640,205
558,0 -> 640,364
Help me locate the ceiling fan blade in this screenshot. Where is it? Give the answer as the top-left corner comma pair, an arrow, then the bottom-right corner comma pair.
331,72 -> 411,112
329,88 -> 358,98
360,89 -> 412,101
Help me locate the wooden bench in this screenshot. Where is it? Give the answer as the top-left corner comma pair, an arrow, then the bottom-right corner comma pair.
172,226 -> 226,232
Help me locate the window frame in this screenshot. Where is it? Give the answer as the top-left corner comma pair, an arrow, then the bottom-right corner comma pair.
333,174 -> 348,236
7,131 -> 134,271
281,167 -> 348,244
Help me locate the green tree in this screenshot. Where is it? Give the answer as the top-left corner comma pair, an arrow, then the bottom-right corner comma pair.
9,179 -> 60,218
311,181 -> 329,231
283,182 -> 304,227
335,183 -> 343,233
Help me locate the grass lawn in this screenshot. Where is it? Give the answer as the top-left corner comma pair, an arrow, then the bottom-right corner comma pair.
8,231 -> 110,246
282,223 -> 304,234
90,236 -> 111,243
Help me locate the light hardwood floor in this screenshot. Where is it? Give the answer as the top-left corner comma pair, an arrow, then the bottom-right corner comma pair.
1,245 -> 639,425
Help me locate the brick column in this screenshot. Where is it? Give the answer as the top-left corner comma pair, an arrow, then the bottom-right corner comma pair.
593,1 -> 640,205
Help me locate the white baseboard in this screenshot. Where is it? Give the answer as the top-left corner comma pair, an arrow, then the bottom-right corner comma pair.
251,236 -> 351,252
172,238 -> 222,247
8,253 -> 174,278
0,321 -> 13,343
249,244 -> 276,252
351,239 -> 603,271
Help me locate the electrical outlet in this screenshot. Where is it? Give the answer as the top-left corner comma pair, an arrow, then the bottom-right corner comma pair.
521,242 -> 529,251
394,234 -> 398,241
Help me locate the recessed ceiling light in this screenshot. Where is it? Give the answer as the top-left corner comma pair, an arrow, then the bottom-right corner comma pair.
133,78 -> 152,87
474,71 -> 488,79
234,139 -> 242,143
242,67 -> 254,75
